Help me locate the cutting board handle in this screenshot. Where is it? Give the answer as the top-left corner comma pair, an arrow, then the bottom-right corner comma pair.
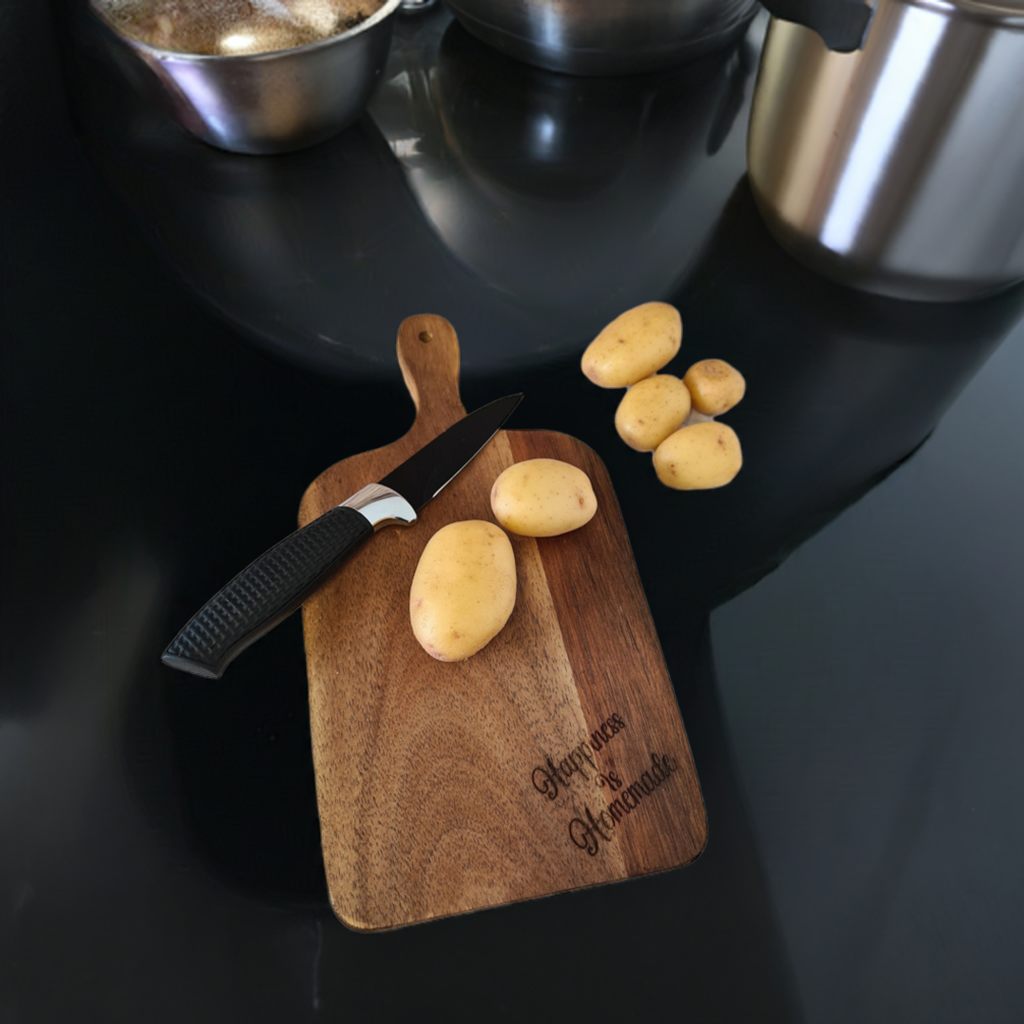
397,315 -> 467,443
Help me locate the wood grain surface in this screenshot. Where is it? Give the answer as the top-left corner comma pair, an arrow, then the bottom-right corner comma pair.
299,315 -> 707,931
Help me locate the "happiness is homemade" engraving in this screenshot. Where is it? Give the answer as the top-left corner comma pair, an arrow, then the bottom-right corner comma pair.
568,752 -> 680,856
532,713 -> 626,801
528,713 -> 682,856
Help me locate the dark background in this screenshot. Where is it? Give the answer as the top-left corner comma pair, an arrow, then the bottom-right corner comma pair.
3,3 -> 1022,1021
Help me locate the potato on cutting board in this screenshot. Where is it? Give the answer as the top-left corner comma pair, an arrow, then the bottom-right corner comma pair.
409,520 -> 516,661
490,458 -> 597,537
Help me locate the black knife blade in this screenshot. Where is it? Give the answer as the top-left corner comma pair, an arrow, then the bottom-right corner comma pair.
380,393 -> 521,510
161,393 -> 523,680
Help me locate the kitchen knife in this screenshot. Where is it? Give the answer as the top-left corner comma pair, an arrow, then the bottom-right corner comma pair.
161,393 -> 523,679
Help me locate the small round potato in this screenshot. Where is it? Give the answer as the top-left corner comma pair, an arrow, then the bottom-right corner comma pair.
410,521 -> 516,662
581,302 -> 682,388
490,459 -> 597,537
683,359 -> 746,416
653,422 -> 742,490
614,374 -> 692,452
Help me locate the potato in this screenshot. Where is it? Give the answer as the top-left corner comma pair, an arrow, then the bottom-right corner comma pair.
491,459 -> 597,537
653,422 -> 742,490
683,359 -> 746,416
410,521 -> 516,662
581,302 -> 682,388
614,374 -> 692,452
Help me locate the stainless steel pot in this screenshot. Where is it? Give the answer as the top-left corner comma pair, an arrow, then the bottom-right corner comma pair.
748,0 -> 1024,301
444,0 -> 760,75
89,0 -> 402,154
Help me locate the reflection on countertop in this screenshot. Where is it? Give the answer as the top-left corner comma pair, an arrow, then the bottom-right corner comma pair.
372,15 -> 757,313
62,2 -> 759,376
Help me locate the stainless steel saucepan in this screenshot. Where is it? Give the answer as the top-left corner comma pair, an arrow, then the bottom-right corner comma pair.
749,0 -> 1024,301
88,0 -> 404,154
441,0 -> 876,76
444,0 -> 760,75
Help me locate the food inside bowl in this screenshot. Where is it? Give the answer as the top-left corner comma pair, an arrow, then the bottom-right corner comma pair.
94,0 -> 386,55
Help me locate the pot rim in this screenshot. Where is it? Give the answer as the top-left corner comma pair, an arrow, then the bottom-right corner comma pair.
89,0 -> 403,63
915,0 -> 1024,26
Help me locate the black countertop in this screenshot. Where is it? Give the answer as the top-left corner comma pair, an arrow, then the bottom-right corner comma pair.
3,3 -> 1023,1021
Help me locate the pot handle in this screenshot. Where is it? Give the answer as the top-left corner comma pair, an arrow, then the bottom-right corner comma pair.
759,0 -> 875,52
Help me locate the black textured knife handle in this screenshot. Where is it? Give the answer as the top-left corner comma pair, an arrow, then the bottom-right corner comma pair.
161,506 -> 374,679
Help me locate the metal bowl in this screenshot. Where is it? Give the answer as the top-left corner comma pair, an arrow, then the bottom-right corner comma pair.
445,0 -> 759,75
89,0 -> 403,154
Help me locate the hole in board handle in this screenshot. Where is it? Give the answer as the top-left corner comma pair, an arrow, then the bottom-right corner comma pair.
419,331 -> 432,343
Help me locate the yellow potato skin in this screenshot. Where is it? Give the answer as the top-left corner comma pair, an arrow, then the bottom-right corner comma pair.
581,302 -> 682,388
653,422 -> 743,490
683,359 -> 746,416
409,521 -> 516,662
490,459 -> 597,537
615,374 -> 692,452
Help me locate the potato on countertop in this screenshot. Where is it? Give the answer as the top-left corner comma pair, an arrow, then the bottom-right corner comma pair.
410,521 -> 516,662
615,374 -> 692,452
653,422 -> 742,490
491,458 -> 597,537
683,359 -> 746,416
581,302 -> 682,388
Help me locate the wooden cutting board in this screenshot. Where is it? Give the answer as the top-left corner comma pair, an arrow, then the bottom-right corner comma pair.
299,315 -> 707,931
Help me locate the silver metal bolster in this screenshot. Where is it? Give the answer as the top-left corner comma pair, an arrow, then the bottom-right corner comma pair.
339,484 -> 417,532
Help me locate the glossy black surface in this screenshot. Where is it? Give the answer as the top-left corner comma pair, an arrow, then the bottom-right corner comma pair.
3,2 -> 1022,1021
